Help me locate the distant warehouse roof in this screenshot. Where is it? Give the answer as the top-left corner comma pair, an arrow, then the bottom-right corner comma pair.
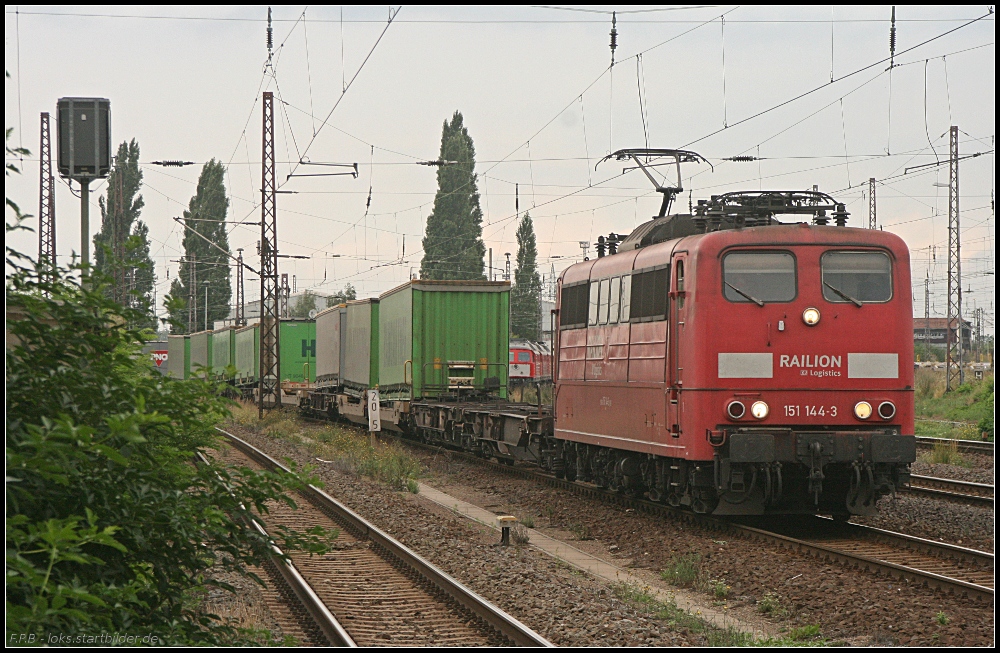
913,317 -> 972,330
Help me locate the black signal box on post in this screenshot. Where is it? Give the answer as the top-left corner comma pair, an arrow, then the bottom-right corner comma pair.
56,97 -> 111,180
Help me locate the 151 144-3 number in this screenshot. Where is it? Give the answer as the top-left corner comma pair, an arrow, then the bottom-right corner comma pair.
784,405 -> 838,417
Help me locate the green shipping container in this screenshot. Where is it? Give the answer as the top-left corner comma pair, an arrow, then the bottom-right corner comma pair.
189,330 -> 213,378
278,319 -> 317,383
379,280 -> 509,400
343,299 -> 379,395
212,327 -> 235,378
235,324 -> 259,384
167,335 -> 190,379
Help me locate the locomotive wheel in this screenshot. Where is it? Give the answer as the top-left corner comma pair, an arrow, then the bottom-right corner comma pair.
694,490 -> 720,515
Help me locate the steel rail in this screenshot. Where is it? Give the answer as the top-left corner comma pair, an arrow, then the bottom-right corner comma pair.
905,474 -> 994,507
195,451 -> 356,646
915,436 -> 994,456
215,428 -> 554,648
383,432 -> 994,602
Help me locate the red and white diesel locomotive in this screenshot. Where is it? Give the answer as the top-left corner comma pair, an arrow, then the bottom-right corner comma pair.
509,339 -> 553,382
550,150 -> 915,516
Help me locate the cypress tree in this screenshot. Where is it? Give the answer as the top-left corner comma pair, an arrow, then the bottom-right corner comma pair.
94,139 -> 155,326
420,111 -> 486,280
511,212 -> 542,340
165,160 -> 231,333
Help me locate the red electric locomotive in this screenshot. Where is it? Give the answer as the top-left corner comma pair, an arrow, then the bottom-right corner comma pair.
552,150 -> 915,517
510,339 -> 553,382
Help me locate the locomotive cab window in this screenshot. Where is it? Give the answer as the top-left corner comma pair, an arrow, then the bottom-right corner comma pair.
821,251 -> 892,303
722,251 -> 796,304
517,352 -> 531,362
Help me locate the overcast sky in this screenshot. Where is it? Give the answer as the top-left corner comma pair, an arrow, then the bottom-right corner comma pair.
4,5 -> 995,331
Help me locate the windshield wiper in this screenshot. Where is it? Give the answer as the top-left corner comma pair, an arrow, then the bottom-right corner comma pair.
824,281 -> 863,307
725,282 -> 765,307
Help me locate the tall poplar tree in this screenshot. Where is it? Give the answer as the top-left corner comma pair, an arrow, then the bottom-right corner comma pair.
511,212 -> 542,340
420,111 -> 486,280
326,283 -> 356,307
93,139 -> 155,326
165,160 -> 231,333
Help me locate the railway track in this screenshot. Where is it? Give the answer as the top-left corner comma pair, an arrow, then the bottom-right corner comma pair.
915,436 -> 994,456
741,517 -> 994,601
384,432 -> 994,602
196,449 -> 351,646
904,474 -> 994,507
214,428 -> 552,647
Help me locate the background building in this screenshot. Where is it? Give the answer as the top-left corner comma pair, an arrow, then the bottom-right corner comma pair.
913,317 -> 973,350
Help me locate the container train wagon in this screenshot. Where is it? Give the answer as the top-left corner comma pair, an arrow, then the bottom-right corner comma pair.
167,334 -> 190,379
168,319 -> 317,397
301,186 -> 916,518
302,280 -> 519,432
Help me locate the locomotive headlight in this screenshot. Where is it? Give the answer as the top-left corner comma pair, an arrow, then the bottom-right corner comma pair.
878,401 -> 896,420
854,401 -> 873,420
802,307 -> 821,326
750,401 -> 769,419
726,400 -> 746,420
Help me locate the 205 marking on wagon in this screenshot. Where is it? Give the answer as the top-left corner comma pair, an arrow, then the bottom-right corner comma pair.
784,404 -> 838,418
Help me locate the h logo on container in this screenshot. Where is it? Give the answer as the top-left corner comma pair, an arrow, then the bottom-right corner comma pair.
301,339 -> 316,358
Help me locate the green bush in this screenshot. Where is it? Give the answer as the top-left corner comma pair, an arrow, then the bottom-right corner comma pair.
660,553 -> 701,587
709,579 -> 730,599
6,219 -> 330,643
757,591 -> 784,615
231,401 -> 423,492
789,624 -> 821,640
976,378 -> 994,441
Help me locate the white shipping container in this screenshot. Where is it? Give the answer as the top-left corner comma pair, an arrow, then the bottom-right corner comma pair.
315,305 -> 346,387
189,330 -> 211,376
167,335 -> 186,379
343,299 -> 376,392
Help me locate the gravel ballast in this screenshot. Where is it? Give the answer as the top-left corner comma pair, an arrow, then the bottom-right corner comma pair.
912,451 -> 994,485
223,419 -> 994,646
225,425 -> 711,646
854,494 -> 994,553
403,440 -> 995,646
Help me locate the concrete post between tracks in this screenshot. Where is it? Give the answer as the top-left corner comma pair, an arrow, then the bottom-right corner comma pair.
497,515 -> 517,546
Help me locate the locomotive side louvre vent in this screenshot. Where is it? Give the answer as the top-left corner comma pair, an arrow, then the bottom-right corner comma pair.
629,266 -> 669,321
559,282 -> 590,328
